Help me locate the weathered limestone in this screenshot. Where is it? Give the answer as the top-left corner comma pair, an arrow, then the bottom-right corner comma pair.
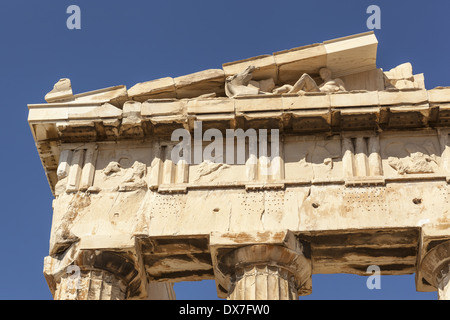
128,77 -> 176,101
73,85 -> 129,108
273,67 -> 346,94
45,78 -> 73,103
429,87 -> 450,103
228,265 -> 298,300
29,32 -> 450,300
274,43 -> 327,85
123,31 -> 381,103
43,235 -> 175,300
323,32 -> 378,78
438,274 -> 450,300
54,269 -> 127,300
45,79 -> 129,107
419,240 -> 450,300
223,55 -> 277,83
121,100 -> 143,138
225,66 -> 261,98
383,62 -> 425,90
175,69 -> 225,99
340,68 -> 385,91
210,231 -> 311,299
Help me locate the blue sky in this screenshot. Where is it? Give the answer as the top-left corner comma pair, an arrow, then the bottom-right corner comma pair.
0,0 -> 448,300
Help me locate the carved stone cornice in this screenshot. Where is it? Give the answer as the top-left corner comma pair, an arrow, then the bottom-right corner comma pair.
29,88 -> 450,143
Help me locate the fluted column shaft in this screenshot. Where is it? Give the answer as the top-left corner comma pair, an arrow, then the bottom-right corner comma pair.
215,241 -> 311,300
436,262 -> 450,300
438,273 -> 450,300
54,269 -> 127,300
228,265 -> 298,300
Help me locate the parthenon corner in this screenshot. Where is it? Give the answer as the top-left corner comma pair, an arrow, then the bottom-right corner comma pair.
28,31 -> 450,300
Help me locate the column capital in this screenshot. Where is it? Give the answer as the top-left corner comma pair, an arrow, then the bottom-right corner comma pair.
210,230 -> 312,299
416,223 -> 450,296
43,235 -> 147,300
420,240 -> 450,291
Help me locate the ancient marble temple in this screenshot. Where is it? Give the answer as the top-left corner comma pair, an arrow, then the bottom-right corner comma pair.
28,32 -> 450,300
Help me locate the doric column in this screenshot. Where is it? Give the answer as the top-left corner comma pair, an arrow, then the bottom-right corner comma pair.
210,231 -> 312,300
419,240 -> 450,300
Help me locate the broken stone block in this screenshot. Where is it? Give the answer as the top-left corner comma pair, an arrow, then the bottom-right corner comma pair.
128,77 -> 176,102
384,63 -> 414,81
223,55 -> 277,82
274,43 -> 327,85
323,32 -> 378,78
174,69 -> 225,99
413,73 -> 425,89
74,85 -> 129,108
120,101 -> 144,137
68,103 -> 122,120
384,63 -> 417,89
45,78 -> 74,103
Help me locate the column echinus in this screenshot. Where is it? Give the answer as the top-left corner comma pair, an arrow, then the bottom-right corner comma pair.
43,239 -> 148,300
210,231 -> 312,300
420,240 -> 450,300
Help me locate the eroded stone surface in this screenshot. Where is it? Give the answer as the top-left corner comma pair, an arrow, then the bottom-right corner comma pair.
29,31 -> 450,300
45,78 -> 73,103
